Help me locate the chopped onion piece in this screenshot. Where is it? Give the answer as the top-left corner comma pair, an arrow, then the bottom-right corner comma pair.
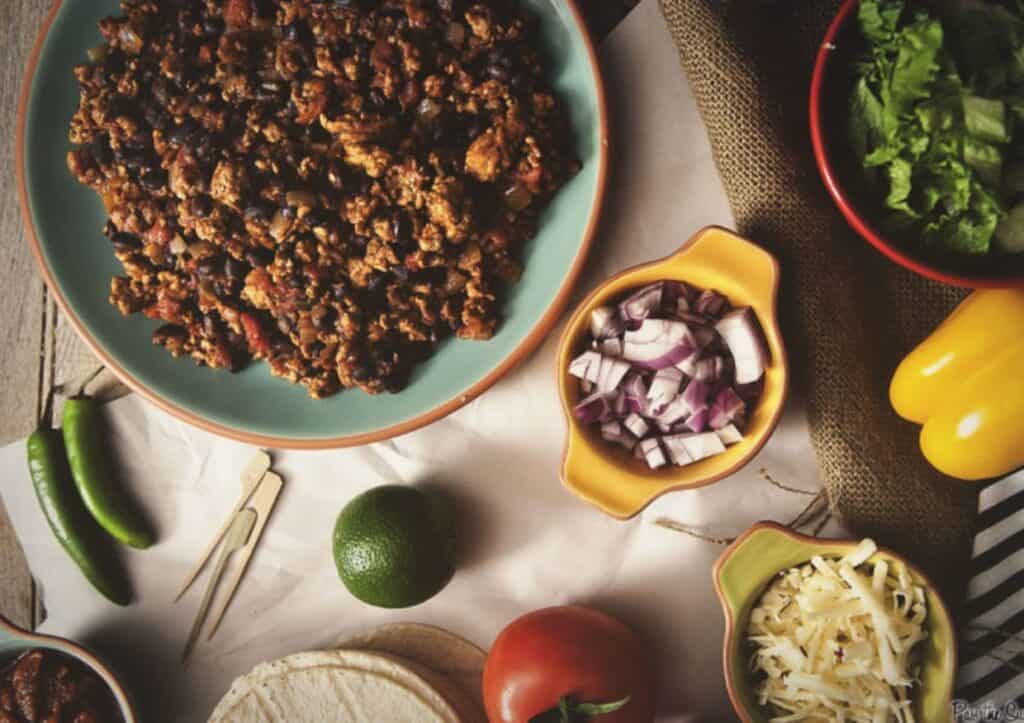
623,319 -> 695,369
580,379 -> 593,394
692,357 -> 717,383
685,408 -> 709,433
622,373 -> 647,413
681,379 -> 711,414
654,396 -> 691,426
661,435 -> 694,466
693,325 -> 717,350
715,424 -> 743,445
596,356 -> 631,393
623,413 -> 649,438
673,431 -> 726,461
695,289 -> 728,317
715,307 -> 769,384
601,420 -> 635,449
600,337 -> 624,357
619,282 -> 664,324
647,367 -> 683,413
590,305 -> 624,340
709,386 -> 745,430
573,392 -> 610,424
569,350 -> 602,383
639,438 -> 667,470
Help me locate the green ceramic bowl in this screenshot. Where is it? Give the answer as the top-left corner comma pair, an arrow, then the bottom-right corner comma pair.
0,615 -> 138,721
714,522 -> 957,723
18,0 -> 607,448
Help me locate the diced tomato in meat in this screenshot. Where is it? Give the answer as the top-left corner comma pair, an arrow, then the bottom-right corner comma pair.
240,312 -> 272,356
143,297 -> 183,322
224,0 -> 252,28
143,223 -> 173,246
517,166 -> 543,193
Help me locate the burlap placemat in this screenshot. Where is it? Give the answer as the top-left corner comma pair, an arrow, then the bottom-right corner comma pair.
658,0 -> 978,602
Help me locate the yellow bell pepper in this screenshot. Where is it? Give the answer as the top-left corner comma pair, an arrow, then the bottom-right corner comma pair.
890,289 -> 1024,481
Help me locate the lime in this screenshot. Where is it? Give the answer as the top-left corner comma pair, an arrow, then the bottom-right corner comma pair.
333,485 -> 456,608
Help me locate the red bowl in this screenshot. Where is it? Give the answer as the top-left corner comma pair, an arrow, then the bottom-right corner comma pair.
810,0 -> 1024,289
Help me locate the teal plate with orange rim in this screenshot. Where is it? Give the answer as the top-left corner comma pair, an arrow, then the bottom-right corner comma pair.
18,0 -> 607,448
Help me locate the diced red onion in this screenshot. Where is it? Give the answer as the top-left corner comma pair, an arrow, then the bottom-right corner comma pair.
674,431 -> 727,461
596,356 -> 631,393
693,357 -> 717,383
572,280 -> 764,469
569,350 -> 602,383
574,392 -> 610,424
623,319 -> 696,370
685,408 -> 709,433
647,367 -> 683,414
622,373 -> 647,413
661,435 -> 694,466
695,289 -> 729,317
681,379 -> 711,414
601,420 -> 636,449
590,305 -> 624,340
654,395 -> 690,426
715,424 -> 744,445
715,307 -> 770,384
639,438 -> 667,470
619,282 -> 664,325
708,386 -> 745,430
600,337 -> 624,357
624,412 -> 649,438
693,326 -> 717,350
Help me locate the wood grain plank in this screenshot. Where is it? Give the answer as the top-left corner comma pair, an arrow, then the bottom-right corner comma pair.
0,0 -> 59,629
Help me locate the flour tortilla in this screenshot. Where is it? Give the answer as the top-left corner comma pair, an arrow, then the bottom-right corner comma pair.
334,623 -> 487,711
207,649 -> 464,723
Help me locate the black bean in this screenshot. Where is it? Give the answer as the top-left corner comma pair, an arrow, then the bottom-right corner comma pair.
111,232 -> 140,252
510,73 -> 530,93
391,265 -> 409,282
202,17 -> 225,36
351,235 -> 369,248
190,195 -> 213,217
224,257 -> 250,282
245,247 -> 274,267
304,208 -> 330,228
91,134 -> 114,165
167,119 -> 197,145
196,256 -> 223,277
352,364 -> 372,382
437,0 -> 456,13
334,0 -> 360,7
391,214 -> 412,241
141,169 -> 167,191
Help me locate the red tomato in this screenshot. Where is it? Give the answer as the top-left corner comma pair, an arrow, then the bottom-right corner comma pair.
483,606 -> 656,723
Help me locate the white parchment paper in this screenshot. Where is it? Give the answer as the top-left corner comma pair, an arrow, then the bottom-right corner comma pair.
0,3 -> 843,720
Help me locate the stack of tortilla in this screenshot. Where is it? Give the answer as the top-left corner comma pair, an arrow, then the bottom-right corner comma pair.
208,624 -> 486,723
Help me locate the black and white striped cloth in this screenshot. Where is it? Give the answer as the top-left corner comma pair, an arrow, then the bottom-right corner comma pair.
957,474 -> 1024,713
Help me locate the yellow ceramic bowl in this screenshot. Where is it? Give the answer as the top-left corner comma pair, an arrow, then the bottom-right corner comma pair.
714,522 -> 957,723
557,226 -> 789,518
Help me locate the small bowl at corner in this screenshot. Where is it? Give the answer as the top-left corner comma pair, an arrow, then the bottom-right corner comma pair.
556,226 -> 789,519
714,522 -> 957,723
0,615 -> 138,722
811,0 -> 1024,288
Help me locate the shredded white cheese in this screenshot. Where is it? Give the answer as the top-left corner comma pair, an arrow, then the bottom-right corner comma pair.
745,539 -> 927,723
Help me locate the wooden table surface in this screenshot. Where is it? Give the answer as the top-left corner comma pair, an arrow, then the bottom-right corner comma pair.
0,0 -> 641,630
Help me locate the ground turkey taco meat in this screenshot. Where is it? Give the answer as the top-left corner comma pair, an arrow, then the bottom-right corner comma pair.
67,0 -> 579,397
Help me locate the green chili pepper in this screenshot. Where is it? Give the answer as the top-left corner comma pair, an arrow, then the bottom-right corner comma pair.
62,397 -> 155,550
27,427 -> 132,606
